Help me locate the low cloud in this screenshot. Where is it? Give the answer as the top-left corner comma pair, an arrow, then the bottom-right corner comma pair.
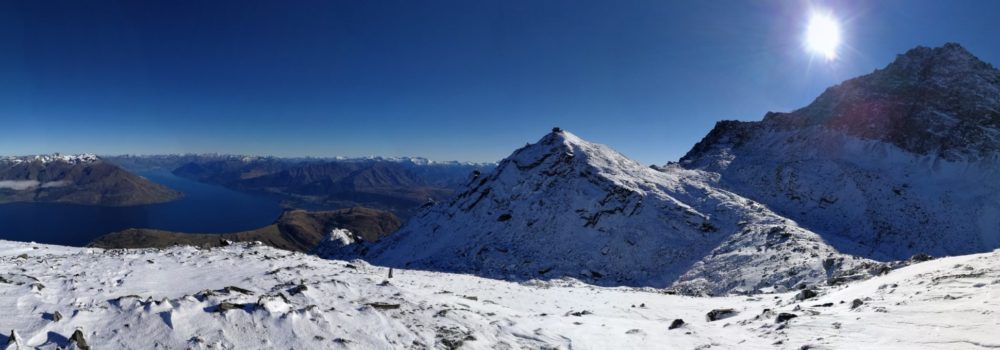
40,181 -> 70,188
0,180 -> 41,190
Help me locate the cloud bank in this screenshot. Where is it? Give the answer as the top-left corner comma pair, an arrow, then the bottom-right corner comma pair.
0,180 -> 41,190
0,180 -> 70,190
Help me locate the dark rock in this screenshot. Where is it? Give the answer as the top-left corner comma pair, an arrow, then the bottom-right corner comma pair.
668,319 -> 685,330
699,222 -> 718,232
568,310 -> 593,317
216,302 -> 246,312
909,253 -> 934,262
70,329 -> 90,350
16,254 -> 28,259
367,302 -> 401,310
775,313 -> 798,323
552,127 -> 563,133
224,286 -> 253,295
795,289 -> 818,300
7,330 -> 18,346
288,284 -> 308,295
706,308 -> 738,321
811,303 -> 834,307
850,299 -> 864,309
496,213 -> 512,222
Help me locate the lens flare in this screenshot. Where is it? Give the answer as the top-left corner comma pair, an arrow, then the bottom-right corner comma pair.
806,12 -> 842,60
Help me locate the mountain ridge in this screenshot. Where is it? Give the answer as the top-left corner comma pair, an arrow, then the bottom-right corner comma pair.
679,43 -> 1000,260
324,129 -> 875,295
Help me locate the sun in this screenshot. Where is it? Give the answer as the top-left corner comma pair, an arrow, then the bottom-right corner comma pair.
805,12 -> 842,61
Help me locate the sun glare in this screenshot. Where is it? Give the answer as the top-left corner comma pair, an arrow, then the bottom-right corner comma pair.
806,12 -> 842,61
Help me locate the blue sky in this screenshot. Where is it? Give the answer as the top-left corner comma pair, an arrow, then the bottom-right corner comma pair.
1,0 -> 998,164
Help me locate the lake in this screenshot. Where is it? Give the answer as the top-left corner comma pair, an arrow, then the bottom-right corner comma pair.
0,172 -> 283,246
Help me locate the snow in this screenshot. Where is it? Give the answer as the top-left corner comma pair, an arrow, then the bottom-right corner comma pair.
1,240 -> 997,349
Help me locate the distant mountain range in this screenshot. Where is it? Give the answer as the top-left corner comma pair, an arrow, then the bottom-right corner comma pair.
321,43 -> 1000,295
110,155 -> 494,218
0,154 -> 181,206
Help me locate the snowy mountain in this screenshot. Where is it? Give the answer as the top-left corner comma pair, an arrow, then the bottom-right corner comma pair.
3,240 -> 997,349
679,43 -> 1000,260
0,154 -> 181,206
1,154 -> 100,166
323,129 -> 877,295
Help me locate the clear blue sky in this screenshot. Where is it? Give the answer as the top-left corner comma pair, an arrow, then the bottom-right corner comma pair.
1,1 -> 998,164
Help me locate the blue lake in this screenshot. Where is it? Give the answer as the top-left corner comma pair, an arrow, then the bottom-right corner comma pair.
0,172 -> 283,246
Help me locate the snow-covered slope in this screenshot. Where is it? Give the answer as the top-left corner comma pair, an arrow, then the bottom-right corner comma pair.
2,240 -> 997,349
324,129 -> 873,295
680,43 -> 1000,260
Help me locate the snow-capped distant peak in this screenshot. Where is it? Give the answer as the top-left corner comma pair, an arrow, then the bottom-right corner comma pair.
2,153 -> 100,165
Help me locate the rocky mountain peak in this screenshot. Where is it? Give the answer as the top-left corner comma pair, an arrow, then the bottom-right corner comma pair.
757,43 -> 1000,159
888,42 -> 990,75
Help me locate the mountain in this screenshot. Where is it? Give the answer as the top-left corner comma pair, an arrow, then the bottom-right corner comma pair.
323,129 -> 878,295
89,207 -> 401,251
171,157 -> 492,218
0,154 -> 181,206
679,43 -> 1000,260
3,237 -> 996,348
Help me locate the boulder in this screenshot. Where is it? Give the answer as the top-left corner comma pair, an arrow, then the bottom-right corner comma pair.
706,309 -> 738,322
668,319 -> 685,330
70,329 -> 90,350
775,313 -> 798,323
795,289 -> 818,301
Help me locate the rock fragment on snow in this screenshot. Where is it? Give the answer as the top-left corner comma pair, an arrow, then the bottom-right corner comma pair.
668,319 -> 685,330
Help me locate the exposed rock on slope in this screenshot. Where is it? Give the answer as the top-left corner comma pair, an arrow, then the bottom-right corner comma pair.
680,43 -> 1000,259
0,154 -> 181,206
89,208 -> 400,252
325,130 -> 870,295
